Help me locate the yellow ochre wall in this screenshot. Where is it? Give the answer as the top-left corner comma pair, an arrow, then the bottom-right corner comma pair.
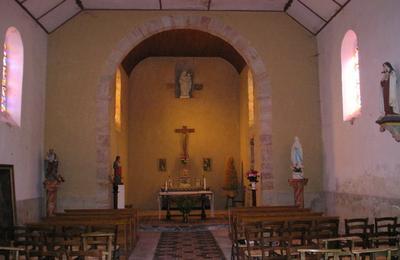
45,11 -> 322,209
128,57 -> 240,209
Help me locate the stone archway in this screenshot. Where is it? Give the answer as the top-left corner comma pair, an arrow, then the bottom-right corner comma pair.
95,15 -> 273,207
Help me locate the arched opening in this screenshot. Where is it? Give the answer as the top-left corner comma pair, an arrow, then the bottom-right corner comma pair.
95,16 -> 272,209
341,30 -> 361,123
1,27 -> 24,126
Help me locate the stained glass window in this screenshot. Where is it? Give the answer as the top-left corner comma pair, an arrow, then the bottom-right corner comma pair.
248,70 -> 255,127
0,27 -> 23,126
115,68 -> 122,130
1,43 -> 8,113
341,30 -> 361,122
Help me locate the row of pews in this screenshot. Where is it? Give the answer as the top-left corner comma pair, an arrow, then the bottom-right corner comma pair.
229,205 -> 400,259
0,208 -> 138,259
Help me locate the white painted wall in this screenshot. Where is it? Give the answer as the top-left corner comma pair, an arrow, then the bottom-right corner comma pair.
0,0 -> 47,201
317,0 -> 400,214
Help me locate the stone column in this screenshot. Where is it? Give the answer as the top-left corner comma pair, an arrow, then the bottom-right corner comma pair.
288,178 -> 308,208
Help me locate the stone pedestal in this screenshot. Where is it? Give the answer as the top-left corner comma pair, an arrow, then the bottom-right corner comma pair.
117,184 -> 125,209
288,178 -> 308,208
44,180 -> 61,217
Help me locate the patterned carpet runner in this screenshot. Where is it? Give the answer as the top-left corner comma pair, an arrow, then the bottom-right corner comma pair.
154,230 -> 226,259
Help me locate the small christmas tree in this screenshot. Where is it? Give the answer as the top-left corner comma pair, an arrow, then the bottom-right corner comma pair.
223,157 -> 239,197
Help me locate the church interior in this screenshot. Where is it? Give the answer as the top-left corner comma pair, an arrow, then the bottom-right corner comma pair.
1,0 -> 400,259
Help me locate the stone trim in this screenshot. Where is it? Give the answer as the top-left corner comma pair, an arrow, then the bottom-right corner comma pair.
95,15 -> 272,207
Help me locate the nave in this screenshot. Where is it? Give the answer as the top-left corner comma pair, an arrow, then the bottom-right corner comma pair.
2,206 -> 400,259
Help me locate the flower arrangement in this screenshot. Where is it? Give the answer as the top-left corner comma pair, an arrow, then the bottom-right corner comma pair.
246,168 -> 259,183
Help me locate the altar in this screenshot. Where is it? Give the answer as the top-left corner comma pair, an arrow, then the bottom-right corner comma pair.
157,125 -> 215,220
157,189 -> 215,220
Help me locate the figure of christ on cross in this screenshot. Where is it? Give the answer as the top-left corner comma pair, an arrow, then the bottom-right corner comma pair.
174,125 -> 195,160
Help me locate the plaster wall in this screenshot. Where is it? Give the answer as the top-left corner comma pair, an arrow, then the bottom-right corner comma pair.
128,57 -> 240,210
110,67 -> 129,202
0,0 -> 47,222
317,0 -> 400,218
46,11 -> 322,208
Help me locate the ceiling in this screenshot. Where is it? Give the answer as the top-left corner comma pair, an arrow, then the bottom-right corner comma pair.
121,29 -> 247,74
15,0 -> 351,35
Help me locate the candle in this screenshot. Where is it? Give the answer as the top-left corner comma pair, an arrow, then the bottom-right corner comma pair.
165,180 -> 168,191
203,176 -> 206,190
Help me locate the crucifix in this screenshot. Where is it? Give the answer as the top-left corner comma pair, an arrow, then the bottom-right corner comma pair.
174,125 -> 195,159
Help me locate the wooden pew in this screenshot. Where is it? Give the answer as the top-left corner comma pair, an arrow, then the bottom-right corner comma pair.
27,215 -> 132,255
228,206 -> 310,232
230,209 -> 320,236
60,208 -> 138,246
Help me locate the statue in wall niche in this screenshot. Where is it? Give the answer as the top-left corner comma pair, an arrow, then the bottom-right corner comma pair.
380,62 -> 400,115
178,70 -> 193,98
44,149 -> 64,216
291,137 -> 304,179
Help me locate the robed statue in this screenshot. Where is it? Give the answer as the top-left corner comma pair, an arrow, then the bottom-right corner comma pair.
291,137 -> 304,179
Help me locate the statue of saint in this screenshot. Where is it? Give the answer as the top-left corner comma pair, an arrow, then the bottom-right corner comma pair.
380,62 -> 399,115
44,148 -> 64,216
113,156 -> 122,185
291,136 -> 304,179
179,70 -> 192,98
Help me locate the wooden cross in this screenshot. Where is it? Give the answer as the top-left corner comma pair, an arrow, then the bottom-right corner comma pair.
174,125 -> 195,158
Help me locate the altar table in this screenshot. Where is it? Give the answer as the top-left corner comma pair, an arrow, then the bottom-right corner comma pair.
157,190 -> 215,220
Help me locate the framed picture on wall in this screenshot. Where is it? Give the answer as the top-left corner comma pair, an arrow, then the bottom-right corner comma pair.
0,165 -> 16,236
203,158 -> 212,172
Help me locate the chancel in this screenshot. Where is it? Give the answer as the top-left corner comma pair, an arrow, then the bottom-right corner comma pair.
1,0 -> 400,259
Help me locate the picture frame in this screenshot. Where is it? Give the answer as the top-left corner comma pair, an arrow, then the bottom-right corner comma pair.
158,158 -> 167,172
203,158 -> 212,172
0,164 -> 17,232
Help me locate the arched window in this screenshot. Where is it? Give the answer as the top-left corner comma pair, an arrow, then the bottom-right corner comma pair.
114,67 -> 122,130
341,30 -> 361,122
248,70 -> 255,127
1,27 -> 23,126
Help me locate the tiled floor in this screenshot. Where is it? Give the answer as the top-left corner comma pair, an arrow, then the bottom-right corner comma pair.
130,212 -> 231,259
129,228 -> 231,259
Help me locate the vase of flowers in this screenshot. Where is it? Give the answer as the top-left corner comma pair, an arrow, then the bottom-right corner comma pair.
246,168 -> 259,190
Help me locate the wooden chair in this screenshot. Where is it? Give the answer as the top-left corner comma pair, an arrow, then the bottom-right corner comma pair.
373,217 -> 397,247
0,246 -> 29,259
231,219 -> 258,260
64,231 -> 115,260
244,225 -> 289,259
344,218 -> 373,248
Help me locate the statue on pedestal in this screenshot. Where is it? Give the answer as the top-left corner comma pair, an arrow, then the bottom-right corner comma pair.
291,136 -> 304,179
44,149 -> 64,217
380,62 -> 399,116
113,156 -> 123,185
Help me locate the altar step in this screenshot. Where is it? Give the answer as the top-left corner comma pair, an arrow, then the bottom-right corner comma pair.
138,209 -> 228,232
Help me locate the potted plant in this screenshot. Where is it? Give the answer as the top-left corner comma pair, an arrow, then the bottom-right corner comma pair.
222,157 -> 239,198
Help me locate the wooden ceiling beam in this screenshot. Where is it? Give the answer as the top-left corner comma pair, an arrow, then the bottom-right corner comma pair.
37,0 -> 67,20
13,0 -> 48,34
331,0 -> 343,7
316,0 -> 352,35
297,0 -> 327,22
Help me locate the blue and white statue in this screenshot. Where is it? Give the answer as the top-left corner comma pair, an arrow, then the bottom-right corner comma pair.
291,136 -> 304,179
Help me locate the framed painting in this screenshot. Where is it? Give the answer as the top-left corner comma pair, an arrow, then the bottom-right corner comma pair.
0,165 -> 16,231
